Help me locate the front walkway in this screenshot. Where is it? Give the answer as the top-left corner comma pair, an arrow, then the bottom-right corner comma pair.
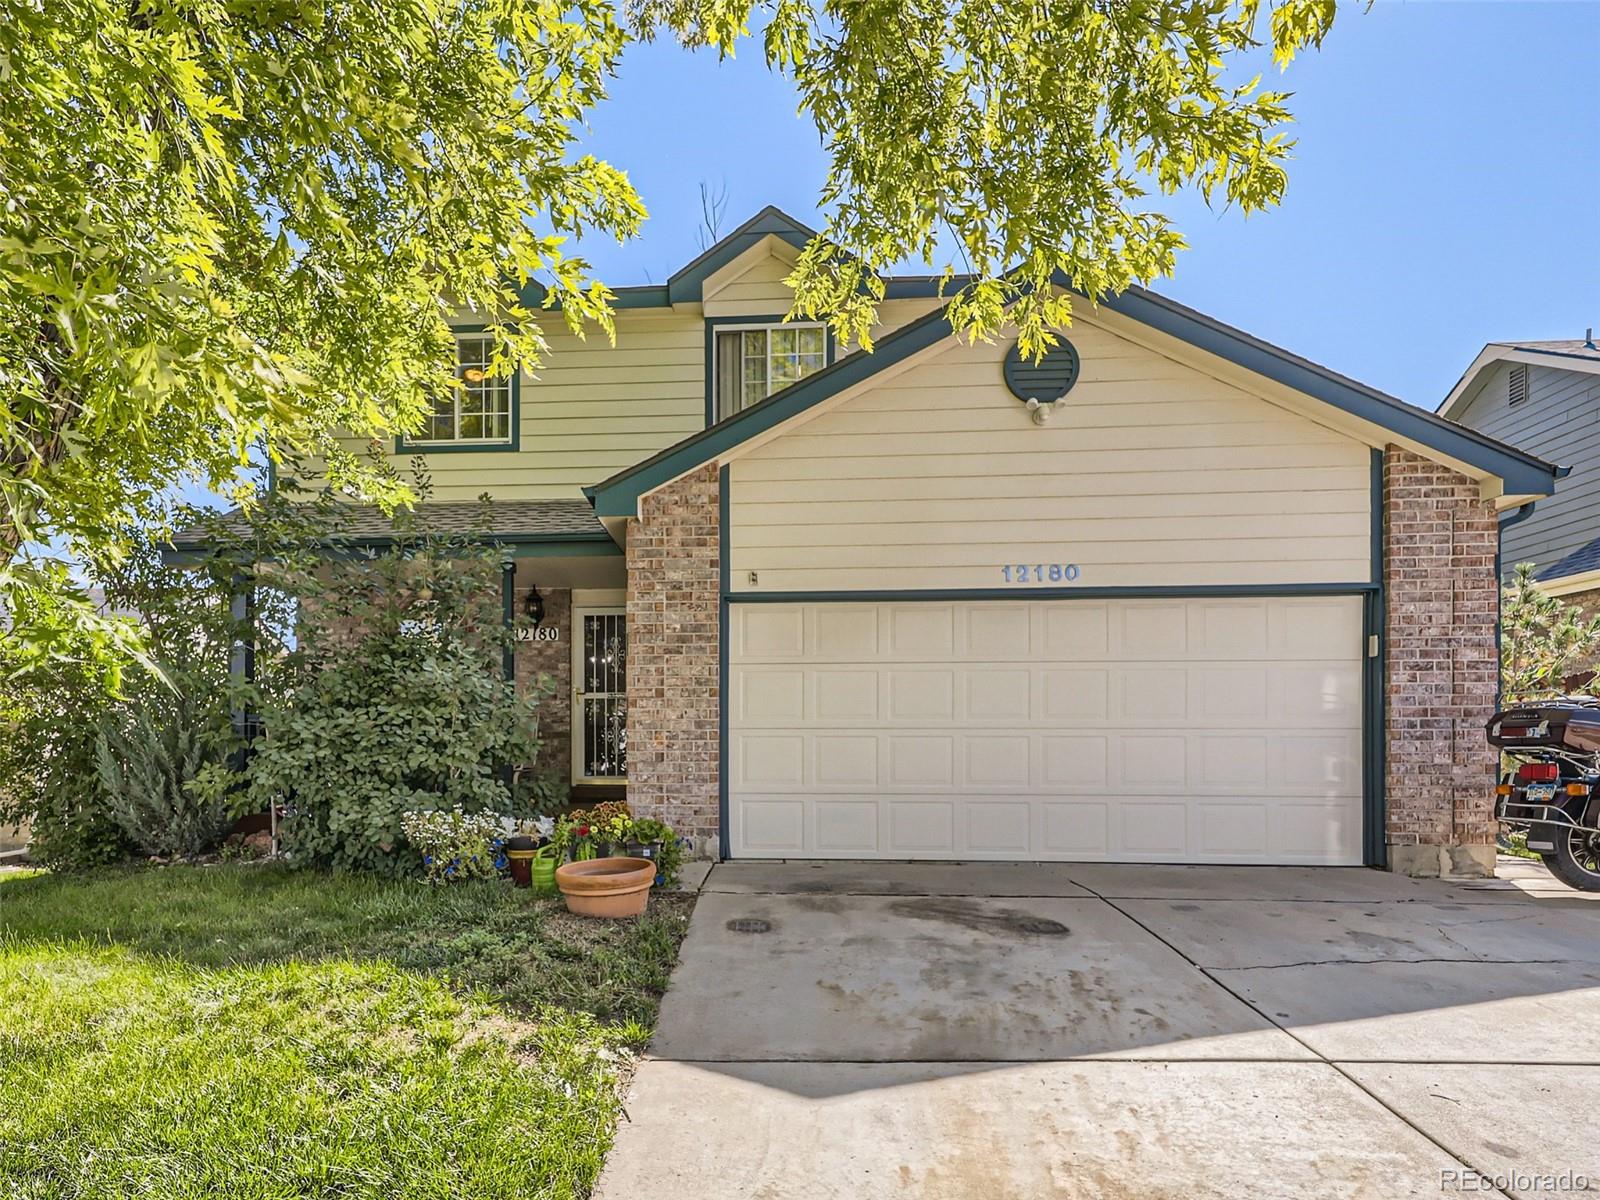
600,860 -> 1600,1199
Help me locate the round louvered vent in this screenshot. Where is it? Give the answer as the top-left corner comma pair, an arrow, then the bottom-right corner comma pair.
1002,338 -> 1081,403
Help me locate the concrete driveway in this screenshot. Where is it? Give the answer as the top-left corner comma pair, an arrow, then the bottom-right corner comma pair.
598,860 -> 1600,1199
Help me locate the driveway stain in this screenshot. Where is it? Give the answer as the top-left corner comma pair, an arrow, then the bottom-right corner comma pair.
888,897 -> 1069,938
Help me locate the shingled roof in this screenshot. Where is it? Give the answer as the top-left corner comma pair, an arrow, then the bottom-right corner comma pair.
1538,534 -> 1600,584
170,498 -> 608,552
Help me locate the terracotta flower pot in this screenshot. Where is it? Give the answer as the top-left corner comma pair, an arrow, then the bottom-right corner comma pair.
554,856 -> 656,918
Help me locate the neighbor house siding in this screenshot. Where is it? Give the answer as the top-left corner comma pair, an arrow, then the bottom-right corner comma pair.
726,318 -> 1375,592
1453,361 -> 1600,573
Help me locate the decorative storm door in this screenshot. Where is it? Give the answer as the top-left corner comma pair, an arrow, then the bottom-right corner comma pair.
573,608 -> 627,783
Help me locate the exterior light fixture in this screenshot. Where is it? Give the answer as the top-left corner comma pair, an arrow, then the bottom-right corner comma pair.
523,585 -> 545,628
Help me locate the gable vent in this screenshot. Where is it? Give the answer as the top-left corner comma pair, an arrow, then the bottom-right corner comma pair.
1509,363 -> 1528,406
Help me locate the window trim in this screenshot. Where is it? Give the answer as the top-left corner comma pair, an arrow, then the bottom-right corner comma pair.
704,315 -> 835,426
396,325 -> 521,454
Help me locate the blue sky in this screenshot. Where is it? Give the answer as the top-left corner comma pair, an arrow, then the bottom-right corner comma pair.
574,1 -> 1600,411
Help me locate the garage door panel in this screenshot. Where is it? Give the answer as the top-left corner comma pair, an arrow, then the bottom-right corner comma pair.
887,735 -> 955,786
737,606 -> 805,658
815,800 -> 879,853
812,605 -> 879,659
812,670 -> 879,721
962,734 -> 1032,787
728,597 -> 1365,863
1117,602 -> 1189,659
888,605 -> 955,657
964,605 -> 1032,658
888,801 -> 955,853
965,669 -> 1033,721
814,735 -> 879,786
1041,604 -> 1109,658
887,670 -> 955,720
1042,669 -> 1110,719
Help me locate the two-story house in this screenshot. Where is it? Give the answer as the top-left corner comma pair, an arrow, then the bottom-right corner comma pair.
1439,336 -> 1600,614
177,207 -> 1561,877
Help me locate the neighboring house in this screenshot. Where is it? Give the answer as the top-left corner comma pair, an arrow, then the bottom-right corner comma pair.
173,207 -> 1560,878
1439,336 -> 1600,612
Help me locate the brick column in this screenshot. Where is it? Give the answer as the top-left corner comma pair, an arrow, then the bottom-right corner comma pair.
625,464 -> 720,856
1383,446 -> 1500,877
511,584 -> 571,792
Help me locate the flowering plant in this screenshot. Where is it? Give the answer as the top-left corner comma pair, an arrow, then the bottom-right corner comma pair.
628,817 -> 683,888
554,801 -> 632,860
400,807 -> 505,883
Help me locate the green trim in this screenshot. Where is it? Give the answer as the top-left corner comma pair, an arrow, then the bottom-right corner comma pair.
396,325 -> 521,455
724,582 -> 1378,604
1094,287 -> 1557,497
1364,447 -> 1388,869
590,303 -> 955,516
718,464 -> 731,861
702,316 -> 837,428
587,278 -> 1558,519
668,207 -> 816,306
500,561 -> 516,682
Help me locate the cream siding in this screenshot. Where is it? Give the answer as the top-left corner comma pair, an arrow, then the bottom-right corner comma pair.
727,317 -> 1375,591
328,309 -> 706,501
702,246 -> 799,318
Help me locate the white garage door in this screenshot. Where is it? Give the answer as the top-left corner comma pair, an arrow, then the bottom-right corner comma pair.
727,596 -> 1365,863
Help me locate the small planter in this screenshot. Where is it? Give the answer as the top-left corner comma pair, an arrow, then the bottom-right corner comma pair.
504,836 -> 539,888
625,840 -> 664,884
554,856 -> 656,919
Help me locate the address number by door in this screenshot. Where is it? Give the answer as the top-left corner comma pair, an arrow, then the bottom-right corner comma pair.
1001,563 -> 1081,584
515,627 -> 561,643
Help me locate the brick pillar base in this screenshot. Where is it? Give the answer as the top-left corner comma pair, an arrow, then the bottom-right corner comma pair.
625,464 -> 721,857
1382,446 -> 1499,878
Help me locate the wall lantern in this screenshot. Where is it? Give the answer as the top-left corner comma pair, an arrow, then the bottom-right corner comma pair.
523,585 -> 545,628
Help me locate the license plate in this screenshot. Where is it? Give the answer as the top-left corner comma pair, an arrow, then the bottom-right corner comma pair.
1525,783 -> 1557,803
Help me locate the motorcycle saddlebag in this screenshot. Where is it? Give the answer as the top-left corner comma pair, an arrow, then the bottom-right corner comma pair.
1487,701 -> 1600,750
1565,711 -> 1600,753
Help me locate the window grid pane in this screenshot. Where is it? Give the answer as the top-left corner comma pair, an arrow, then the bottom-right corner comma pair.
416,334 -> 513,444
718,325 -> 826,418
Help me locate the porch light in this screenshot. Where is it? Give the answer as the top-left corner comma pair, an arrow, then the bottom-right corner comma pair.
523,585 -> 545,627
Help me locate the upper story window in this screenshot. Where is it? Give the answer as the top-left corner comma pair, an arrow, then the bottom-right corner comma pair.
415,332 -> 515,445
713,324 -> 827,420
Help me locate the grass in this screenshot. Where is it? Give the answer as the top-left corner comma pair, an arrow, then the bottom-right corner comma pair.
0,863 -> 694,1199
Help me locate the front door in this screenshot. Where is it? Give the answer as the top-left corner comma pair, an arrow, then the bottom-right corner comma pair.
573,607 -> 627,784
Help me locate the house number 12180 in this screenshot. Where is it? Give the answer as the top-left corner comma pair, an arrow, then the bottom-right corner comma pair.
1001,563 -> 1081,584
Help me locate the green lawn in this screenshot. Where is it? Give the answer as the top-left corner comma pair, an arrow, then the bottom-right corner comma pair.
0,864 -> 694,1199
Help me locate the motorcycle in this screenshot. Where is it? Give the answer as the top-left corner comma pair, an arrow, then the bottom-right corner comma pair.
1487,698 -> 1600,890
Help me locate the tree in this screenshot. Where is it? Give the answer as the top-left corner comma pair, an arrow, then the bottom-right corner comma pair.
1501,563 -> 1600,702
1,0 -> 1339,676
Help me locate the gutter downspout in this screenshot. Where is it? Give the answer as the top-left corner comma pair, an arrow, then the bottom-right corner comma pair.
1495,500 -> 1540,711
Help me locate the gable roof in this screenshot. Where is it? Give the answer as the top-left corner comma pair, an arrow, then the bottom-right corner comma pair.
587,280 -> 1563,518
1439,338 -> 1600,417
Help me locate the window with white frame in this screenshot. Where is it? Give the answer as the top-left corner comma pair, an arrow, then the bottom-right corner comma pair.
417,332 -> 514,444
713,324 -> 827,420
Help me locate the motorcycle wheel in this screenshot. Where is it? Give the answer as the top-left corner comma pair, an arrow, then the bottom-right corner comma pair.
1541,827 -> 1600,891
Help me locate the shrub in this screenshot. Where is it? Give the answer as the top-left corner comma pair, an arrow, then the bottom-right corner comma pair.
247,518 -> 552,875
1502,562 -> 1600,700
94,706 -> 240,859
400,807 -> 506,883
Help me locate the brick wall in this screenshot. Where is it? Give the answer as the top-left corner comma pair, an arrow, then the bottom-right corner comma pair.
1383,446 -> 1501,876
512,584 -> 571,792
625,464 -> 720,856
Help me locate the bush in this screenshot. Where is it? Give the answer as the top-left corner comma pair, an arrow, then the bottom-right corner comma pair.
95,706 -> 239,859
0,526 -> 250,868
247,517 -> 553,875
